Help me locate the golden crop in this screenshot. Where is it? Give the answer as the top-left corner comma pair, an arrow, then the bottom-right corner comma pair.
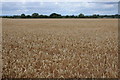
0,18 -> 2,79
2,19 -> 118,78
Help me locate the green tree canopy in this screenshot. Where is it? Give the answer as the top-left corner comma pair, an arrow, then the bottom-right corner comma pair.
21,14 -> 26,18
32,13 -> 39,18
50,13 -> 61,18
3,13 -> 119,18
92,14 -> 99,18
79,13 -> 84,18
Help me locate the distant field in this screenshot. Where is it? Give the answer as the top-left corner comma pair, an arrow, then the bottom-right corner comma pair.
2,19 -> 118,78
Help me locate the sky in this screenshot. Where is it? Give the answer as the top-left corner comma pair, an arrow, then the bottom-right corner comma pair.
1,1 -> 119,16
1,0 -> 119,2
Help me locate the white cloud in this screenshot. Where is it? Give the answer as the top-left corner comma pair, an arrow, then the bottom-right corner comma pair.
1,0 -> 119,2
102,4 -> 114,8
2,2 -> 118,15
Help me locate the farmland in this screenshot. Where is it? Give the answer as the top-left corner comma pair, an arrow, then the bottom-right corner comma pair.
2,19 -> 118,78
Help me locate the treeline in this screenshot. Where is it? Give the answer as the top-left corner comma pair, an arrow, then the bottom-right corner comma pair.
1,13 -> 120,18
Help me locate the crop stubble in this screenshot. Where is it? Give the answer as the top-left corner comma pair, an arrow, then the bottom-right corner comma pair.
2,19 -> 118,78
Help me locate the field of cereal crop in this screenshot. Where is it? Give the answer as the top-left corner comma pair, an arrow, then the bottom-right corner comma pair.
2,18 -> 118,78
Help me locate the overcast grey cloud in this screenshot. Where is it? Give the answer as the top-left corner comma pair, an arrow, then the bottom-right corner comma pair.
1,2 -> 118,16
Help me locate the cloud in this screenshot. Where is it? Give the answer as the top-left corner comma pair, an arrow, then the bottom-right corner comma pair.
1,2 -> 118,15
1,0 -> 119,2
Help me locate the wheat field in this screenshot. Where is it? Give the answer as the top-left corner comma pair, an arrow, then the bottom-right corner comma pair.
2,18 -> 118,78
0,18 -> 2,79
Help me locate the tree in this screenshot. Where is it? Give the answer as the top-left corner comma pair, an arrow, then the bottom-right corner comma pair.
21,14 -> 26,18
50,13 -> 61,18
114,14 -> 119,18
92,14 -> 99,18
26,15 -> 31,18
2,13 -> 119,19
79,13 -> 84,18
32,13 -> 39,18
65,15 -> 69,18
70,15 -> 75,18
39,15 -> 48,18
